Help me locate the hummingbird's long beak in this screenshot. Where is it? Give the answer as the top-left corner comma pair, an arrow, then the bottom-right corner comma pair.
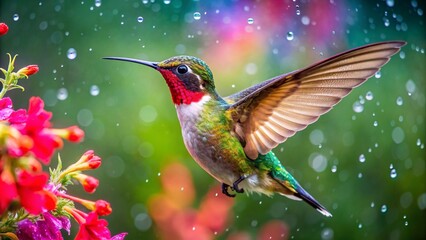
103,57 -> 158,70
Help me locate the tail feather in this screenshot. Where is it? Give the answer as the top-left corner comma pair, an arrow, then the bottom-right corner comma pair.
294,186 -> 333,217
270,174 -> 332,217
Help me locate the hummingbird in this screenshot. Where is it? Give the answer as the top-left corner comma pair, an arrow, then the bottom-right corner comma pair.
105,41 -> 405,217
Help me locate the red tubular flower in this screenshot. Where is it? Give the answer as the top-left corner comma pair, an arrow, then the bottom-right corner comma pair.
56,192 -> 112,216
75,150 -> 102,170
17,65 -> 39,76
64,207 -> 127,240
94,200 -> 112,216
0,22 -> 8,36
51,125 -> 85,142
16,170 -> 57,214
73,173 -> 99,193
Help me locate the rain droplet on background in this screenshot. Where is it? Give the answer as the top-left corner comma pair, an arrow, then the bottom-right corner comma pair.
95,0 -> 101,7
386,0 -> 395,7
90,85 -> 100,96
405,79 -> 416,94
57,88 -> 68,101
286,31 -> 294,41
359,154 -> 366,163
392,127 -> 405,144
365,91 -> 374,100
381,204 -> 388,213
375,71 -> 381,78
163,0 -> 171,4
137,16 -> 144,23
13,13 -> 19,21
247,17 -> 254,24
390,168 -> 398,178
396,96 -> 403,106
67,48 -> 77,60
321,228 -> 334,240
352,101 -> 364,113
193,12 -> 201,20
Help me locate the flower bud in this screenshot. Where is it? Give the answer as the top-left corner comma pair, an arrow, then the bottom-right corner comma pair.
0,23 -> 8,36
17,65 -> 39,76
51,126 -> 85,142
74,173 -> 99,193
94,200 -> 112,216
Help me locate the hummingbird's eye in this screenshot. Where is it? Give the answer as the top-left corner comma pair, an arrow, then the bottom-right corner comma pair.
177,65 -> 188,74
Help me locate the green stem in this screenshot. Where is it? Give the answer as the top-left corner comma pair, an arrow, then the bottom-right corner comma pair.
0,86 -> 9,99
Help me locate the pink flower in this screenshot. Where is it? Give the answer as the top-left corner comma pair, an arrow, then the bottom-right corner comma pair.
12,97 -> 63,163
16,212 -> 71,240
0,22 -> 8,36
0,97 -> 14,120
0,166 -> 17,214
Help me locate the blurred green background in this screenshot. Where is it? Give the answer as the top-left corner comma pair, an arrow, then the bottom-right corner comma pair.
1,0 -> 425,239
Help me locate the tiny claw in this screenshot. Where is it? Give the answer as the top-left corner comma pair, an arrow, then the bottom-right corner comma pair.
232,176 -> 245,193
222,183 -> 236,198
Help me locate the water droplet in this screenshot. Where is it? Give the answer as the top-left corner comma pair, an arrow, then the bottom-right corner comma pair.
157,172 -> 161,177
365,91 -> 374,100
383,18 -> 390,27
375,71 -> 381,78
381,204 -> 388,213
405,79 -> 416,94
95,0 -> 101,7
373,120 -> 378,127
180,187 -> 184,191
390,168 -> 397,178
358,173 -> 363,178
142,0 -> 149,4
67,48 -> 77,60
245,63 -> 257,75
90,85 -> 100,96
321,228 -> 334,240
417,138 -> 422,146
301,16 -> 310,25
296,9 -> 301,15
259,201 -> 262,205
399,51 -> 406,59
163,0 -> 171,4
331,165 -> 337,173
286,31 -> 294,41
359,154 -> 366,163
386,0 -> 395,7
57,88 -> 68,100
358,223 -> 363,229
392,127 -> 405,144
13,13 -> 19,21
353,101 -> 364,113
247,17 -> 254,24
193,12 -> 201,20
192,226 -> 196,231
371,202 -> 375,208
396,96 -> 403,106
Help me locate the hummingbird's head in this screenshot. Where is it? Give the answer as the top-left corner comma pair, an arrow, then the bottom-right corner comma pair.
104,55 -> 217,105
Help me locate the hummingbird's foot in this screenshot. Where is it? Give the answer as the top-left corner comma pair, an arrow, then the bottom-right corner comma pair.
222,183 -> 236,198
231,176 -> 246,193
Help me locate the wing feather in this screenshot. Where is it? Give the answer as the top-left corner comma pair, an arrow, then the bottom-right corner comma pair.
226,41 -> 406,159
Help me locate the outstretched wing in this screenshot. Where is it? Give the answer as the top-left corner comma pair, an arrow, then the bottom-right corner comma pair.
227,41 -> 406,160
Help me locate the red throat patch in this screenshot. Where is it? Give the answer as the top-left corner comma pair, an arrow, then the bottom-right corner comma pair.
158,69 -> 204,105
